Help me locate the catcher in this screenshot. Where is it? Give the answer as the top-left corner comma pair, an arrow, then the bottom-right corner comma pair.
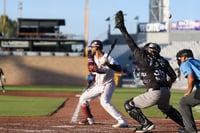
115,10 -> 184,132
0,68 -> 6,93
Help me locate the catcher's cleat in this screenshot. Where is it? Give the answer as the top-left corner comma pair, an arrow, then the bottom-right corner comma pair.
115,10 -> 125,29
78,117 -> 95,125
178,127 -> 189,133
134,122 -> 155,133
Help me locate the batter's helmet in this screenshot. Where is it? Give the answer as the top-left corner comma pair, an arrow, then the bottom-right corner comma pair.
89,40 -> 103,50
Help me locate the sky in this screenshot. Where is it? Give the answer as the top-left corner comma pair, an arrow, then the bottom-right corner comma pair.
0,0 -> 199,43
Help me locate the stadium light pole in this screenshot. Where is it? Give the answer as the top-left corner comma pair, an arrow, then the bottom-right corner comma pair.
167,13 -> 172,44
18,0 -> 23,18
105,17 -> 111,37
3,0 -> 6,36
134,16 -> 139,33
84,0 -> 89,57
84,0 -> 89,44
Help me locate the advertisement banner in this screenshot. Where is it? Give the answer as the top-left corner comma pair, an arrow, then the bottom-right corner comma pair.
138,23 -> 167,32
171,20 -> 200,31
138,20 -> 200,33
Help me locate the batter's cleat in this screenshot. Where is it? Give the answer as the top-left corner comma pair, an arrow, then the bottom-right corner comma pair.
135,122 -> 155,133
2,89 -> 5,93
78,117 -> 95,125
112,122 -> 128,128
112,119 -> 128,128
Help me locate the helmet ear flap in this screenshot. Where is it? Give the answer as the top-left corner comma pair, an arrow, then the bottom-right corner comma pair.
144,43 -> 151,51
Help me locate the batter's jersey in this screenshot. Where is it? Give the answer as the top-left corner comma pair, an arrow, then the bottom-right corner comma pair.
93,53 -> 118,85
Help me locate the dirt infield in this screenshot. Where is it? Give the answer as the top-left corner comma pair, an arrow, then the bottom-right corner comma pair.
0,91 -> 199,133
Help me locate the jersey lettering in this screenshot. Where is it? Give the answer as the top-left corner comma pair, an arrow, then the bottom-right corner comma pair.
154,69 -> 166,81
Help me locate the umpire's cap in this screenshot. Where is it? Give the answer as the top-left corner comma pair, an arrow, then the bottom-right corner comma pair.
176,49 -> 194,59
89,40 -> 103,50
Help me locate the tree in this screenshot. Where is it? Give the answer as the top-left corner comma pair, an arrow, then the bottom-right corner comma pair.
0,15 -> 17,37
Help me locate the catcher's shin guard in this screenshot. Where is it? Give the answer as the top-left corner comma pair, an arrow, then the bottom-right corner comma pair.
165,106 -> 184,127
124,98 -> 151,126
81,105 -> 93,118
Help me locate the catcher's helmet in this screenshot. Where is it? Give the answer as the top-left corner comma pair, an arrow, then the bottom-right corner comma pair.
176,49 -> 194,59
144,42 -> 161,54
89,40 -> 103,50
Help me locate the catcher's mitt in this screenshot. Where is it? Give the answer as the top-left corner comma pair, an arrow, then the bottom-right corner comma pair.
115,10 -> 125,29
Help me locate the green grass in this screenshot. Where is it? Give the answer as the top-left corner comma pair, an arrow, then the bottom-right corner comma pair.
1,86 -> 200,119
0,96 -> 66,116
5,85 -> 83,92
0,85 -> 79,116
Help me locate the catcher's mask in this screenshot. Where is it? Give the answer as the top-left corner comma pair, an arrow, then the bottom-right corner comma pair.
144,42 -> 161,55
176,49 -> 194,66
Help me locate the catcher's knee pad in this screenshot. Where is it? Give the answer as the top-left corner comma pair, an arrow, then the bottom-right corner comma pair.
124,98 -> 135,112
124,98 -> 139,118
164,106 -> 184,127
124,98 -> 151,125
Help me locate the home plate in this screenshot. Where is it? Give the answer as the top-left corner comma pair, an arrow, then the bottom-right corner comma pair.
75,94 -> 81,97
51,125 -> 74,128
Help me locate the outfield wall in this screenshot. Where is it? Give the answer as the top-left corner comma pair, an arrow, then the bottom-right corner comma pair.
0,56 -> 87,86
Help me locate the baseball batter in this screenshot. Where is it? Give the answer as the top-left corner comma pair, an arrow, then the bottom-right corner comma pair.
0,68 -> 6,93
78,40 -> 128,128
115,10 -> 184,132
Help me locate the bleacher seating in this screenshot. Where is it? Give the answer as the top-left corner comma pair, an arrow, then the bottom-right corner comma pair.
159,41 -> 200,89
161,41 -> 200,69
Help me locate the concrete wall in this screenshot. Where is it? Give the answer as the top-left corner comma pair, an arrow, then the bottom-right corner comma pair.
147,32 -> 169,43
0,56 -> 87,86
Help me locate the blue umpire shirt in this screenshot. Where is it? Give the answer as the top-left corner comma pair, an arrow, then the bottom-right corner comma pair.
180,58 -> 200,88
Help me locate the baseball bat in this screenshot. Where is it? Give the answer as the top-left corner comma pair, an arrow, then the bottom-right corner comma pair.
107,38 -> 117,59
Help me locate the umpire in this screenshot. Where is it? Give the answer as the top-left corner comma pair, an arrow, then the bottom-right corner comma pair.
176,49 -> 200,133
115,10 -> 184,132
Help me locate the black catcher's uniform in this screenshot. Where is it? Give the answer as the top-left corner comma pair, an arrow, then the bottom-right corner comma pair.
115,10 -> 184,132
